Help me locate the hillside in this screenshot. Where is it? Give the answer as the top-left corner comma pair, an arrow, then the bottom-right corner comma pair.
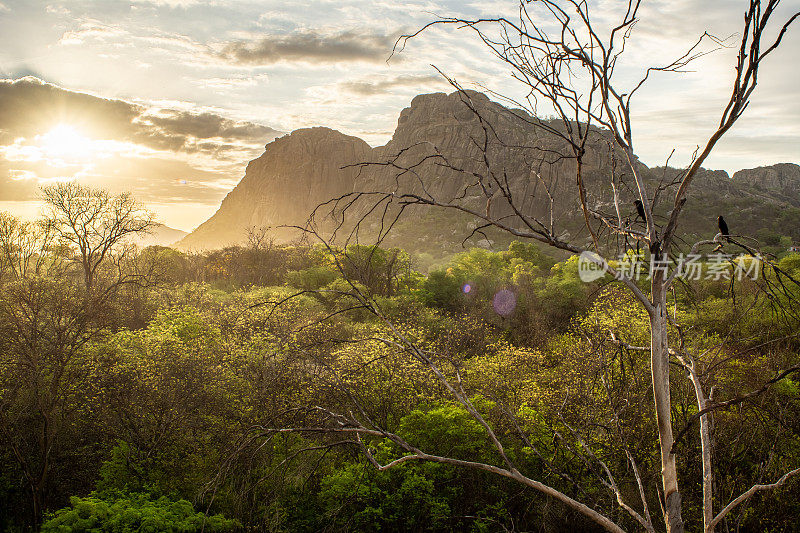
130,223 -> 188,248
178,127 -> 370,250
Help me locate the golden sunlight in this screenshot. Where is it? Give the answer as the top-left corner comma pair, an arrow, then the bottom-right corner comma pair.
39,124 -> 94,159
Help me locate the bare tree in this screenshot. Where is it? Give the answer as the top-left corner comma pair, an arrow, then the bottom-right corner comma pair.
246,225 -> 274,251
369,3 -> 799,531
42,182 -> 155,292
0,212 -> 61,282
257,2 -> 799,532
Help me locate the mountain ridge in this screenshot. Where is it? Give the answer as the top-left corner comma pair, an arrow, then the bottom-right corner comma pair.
176,91 -> 800,253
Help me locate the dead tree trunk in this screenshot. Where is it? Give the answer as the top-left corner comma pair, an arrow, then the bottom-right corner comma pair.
650,274 -> 683,533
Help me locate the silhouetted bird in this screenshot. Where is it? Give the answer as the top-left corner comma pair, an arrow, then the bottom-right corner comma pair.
634,200 -> 646,221
718,215 -> 730,240
713,215 -> 730,251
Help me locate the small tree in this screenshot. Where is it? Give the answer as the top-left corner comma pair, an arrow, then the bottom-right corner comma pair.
0,185 -> 159,527
0,212 -> 61,282
42,182 -> 155,292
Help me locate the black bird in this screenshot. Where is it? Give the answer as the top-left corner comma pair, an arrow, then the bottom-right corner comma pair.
718,215 -> 730,240
634,200 -> 646,221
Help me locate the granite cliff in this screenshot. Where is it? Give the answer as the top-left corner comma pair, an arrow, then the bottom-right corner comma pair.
176,91 -> 800,252
179,127 -> 370,249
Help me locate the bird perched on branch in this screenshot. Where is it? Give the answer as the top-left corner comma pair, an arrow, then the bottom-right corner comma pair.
634,200 -> 646,222
714,215 -> 730,251
718,215 -> 729,239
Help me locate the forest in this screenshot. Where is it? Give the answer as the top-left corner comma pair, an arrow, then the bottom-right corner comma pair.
0,182 -> 799,532
1,0 -> 798,531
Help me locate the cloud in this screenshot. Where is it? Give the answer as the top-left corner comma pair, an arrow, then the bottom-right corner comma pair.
59,20 -> 129,45
191,73 -> 270,90
0,78 -> 281,206
0,77 -> 280,155
216,30 -> 397,65
0,153 -> 238,204
131,0 -> 205,7
141,110 -> 276,141
338,74 -> 448,96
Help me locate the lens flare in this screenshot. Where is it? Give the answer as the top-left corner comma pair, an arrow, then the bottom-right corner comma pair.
492,289 -> 517,316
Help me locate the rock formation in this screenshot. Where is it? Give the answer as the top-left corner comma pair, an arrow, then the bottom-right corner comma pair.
130,224 -> 188,248
733,163 -> 800,206
178,127 -> 370,250
176,91 -> 800,252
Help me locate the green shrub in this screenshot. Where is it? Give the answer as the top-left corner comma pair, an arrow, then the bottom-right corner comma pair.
42,491 -> 240,533
421,269 -> 464,310
285,266 -> 339,291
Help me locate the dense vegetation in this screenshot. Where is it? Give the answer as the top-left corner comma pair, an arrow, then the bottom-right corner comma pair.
1,193 -> 799,532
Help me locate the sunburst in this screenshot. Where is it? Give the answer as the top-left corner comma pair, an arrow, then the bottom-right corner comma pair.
39,124 -> 94,160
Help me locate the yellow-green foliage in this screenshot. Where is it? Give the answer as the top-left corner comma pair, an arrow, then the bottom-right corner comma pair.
42,492 -> 240,532
4,236 -> 800,532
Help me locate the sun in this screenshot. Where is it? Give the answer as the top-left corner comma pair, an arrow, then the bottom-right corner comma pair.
39,124 -> 94,159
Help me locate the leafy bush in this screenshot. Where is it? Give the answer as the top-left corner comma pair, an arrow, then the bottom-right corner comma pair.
41,491 -> 240,532
421,269 -> 464,310
308,405 -> 508,531
285,266 -> 339,291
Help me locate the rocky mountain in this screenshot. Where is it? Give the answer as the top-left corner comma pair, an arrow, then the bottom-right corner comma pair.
131,224 -> 188,248
176,91 -> 800,254
179,127 -> 370,250
731,164 -> 800,207
354,92 -> 616,223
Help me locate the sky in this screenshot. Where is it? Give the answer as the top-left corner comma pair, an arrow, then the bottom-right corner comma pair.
0,0 -> 798,231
